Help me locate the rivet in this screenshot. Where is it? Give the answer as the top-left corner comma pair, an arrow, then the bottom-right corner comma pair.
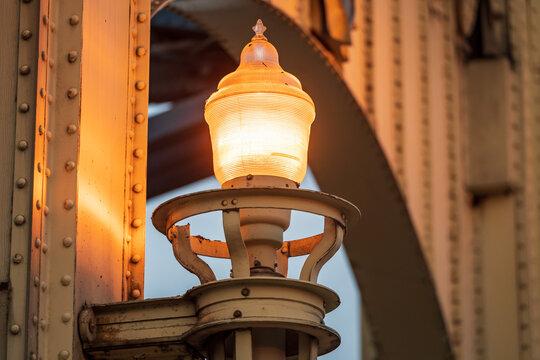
131,254 -> 141,264
130,96 -> 136,104
67,51 -> 78,63
46,131 -> 52,140
67,88 -> 78,99
30,353 -> 37,360
131,218 -> 142,228
66,124 -> 77,134
127,165 -> 133,173
40,281 -> 47,291
37,162 -> 42,172
19,65 -> 30,75
40,88 -> 46,98
32,315 -> 38,325
133,148 -> 143,158
131,28 -> 137,38
36,200 -> 41,210
65,161 -> 76,171
38,125 -> 44,135
41,51 -> 47,61
64,200 -> 74,210
231,199 -> 238,205
131,289 -> 141,298
134,113 -> 145,123
60,275 -> 72,286
33,276 -> 39,286
241,288 -> 250,296
42,243 -> 48,253
47,95 -> 53,104
63,237 -> 73,248
10,324 -> 21,335
58,350 -> 70,360
34,238 -> 41,248
13,253 -> 23,264
125,270 -> 132,278
45,168 -> 51,177
127,200 -> 132,208
135,47 -> 146,57
39,319 -> 46,330
61,313 -> 72,323
128,130 -> 134,139
49,58 -> 55,68
43,205 -> 49,215
50,21 -> 56,32
233,310 -> 242,318
19,103 -> 29,113
132,183 -> 143,193
16,177 -> 27,188
135,81 -> 146,91
14,215 -> 25,226
246,174 -> 253,180
69,15 -> 80,26
221,200 -> 228,206
17,140 -> 28,151
21,30 -> 32,40
42,15 -> 48,25
137,12 -> 147,23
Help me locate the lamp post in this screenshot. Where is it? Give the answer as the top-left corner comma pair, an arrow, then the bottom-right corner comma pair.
79,20 -> 360,360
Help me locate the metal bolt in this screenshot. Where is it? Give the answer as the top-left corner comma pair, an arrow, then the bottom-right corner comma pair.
14,215 -> 25,226
40,88 -> 46,98
58,350 -> 70,360
40,281 -> 47,291
69,15 -> 80,25
254,260 -> 261,266
135,81 -> 146,91
19,65 -> 30,75
13,253 -> 23,264
66,124 -> 77,134
65,161 -> 76,171
42,243 -> 48,253
47,95 -> 53,104
63,237 -> 73,248
42,15 -> 48,25
131,218 -> 142,228
45,168 -> 51,177
60,275 -> 72,286
10,324 -> 21,335
67,88 -> 78,99
231,199 -> 238,205
131,289 -> 141,299
64,200 -> 74,210
43,205 -> 49,215
50,21 -> 56,32
135,47 -> 146,57
67,51 -> 78,63
246,174 -> 253,180
137,12 -> 147,23
41,51 -> 47,61
19,103 -> 29,113
32,315 -> 38,325
39,319 -> 46,330
241,288 -> 250,296
16,177 -> 27,188
132,183 -> 143,193
133,148 -> 143,158
221,200 -> 228,206
134,113 -> 145,123
131,254 -> 141,263
126,270 -> 132,278
37,162 -> 42,172
36,200 -> 41,210
33,276 -> 39,286
38,125 -> 44,135
34,238 -> 41,248
233,310 -> 242,318
281,246 -> 287,254
48,58 -> 55,68
21,30 -> 32,40
61,312 -> 72,323
30,353 -> 37,360
46,130 -> 52,140
17,140 -> 28,151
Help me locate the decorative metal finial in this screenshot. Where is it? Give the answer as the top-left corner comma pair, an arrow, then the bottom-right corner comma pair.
252,19 -> 267,40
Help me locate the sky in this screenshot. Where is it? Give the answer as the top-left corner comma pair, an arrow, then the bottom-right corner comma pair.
144,169 -> 361,359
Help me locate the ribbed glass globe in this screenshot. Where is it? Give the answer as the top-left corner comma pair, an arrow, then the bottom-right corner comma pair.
204,20 -> 315,184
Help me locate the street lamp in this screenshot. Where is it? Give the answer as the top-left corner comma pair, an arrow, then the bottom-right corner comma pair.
79,19 -> 359,360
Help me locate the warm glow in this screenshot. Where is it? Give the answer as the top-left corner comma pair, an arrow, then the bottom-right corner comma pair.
204,20 -> 315,184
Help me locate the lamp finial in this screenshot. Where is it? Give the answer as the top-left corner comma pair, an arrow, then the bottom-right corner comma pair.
252,19 -> 267,40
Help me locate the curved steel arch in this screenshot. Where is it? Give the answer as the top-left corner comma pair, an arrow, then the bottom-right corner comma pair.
154,1 -> 453,359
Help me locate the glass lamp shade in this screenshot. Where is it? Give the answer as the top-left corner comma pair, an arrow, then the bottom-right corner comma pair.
204,20 -> 315,184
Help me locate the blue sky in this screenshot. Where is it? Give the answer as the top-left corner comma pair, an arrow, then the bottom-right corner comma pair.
144,170 -> 361,359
